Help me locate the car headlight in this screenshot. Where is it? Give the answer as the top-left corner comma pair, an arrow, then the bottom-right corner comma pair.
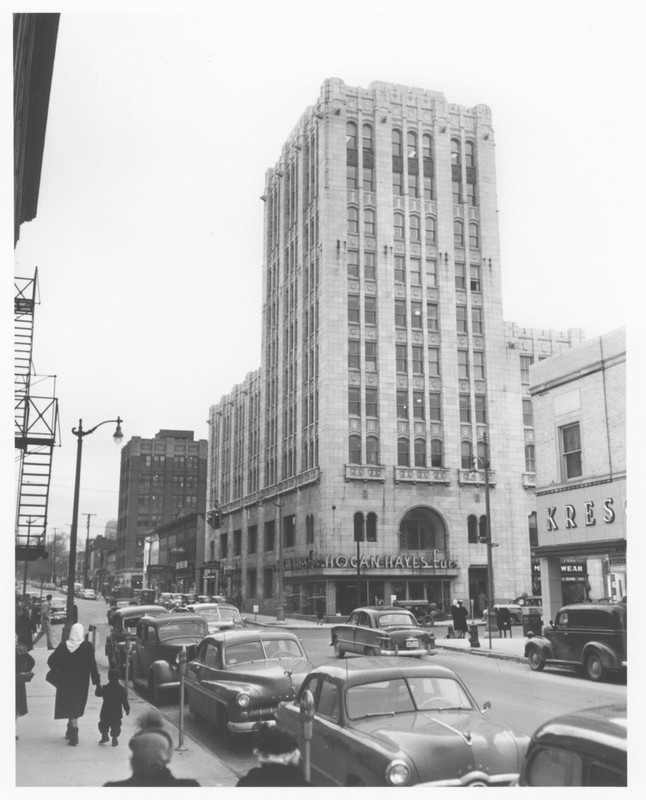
236,693 -> 251,708
385,760 -> 411,786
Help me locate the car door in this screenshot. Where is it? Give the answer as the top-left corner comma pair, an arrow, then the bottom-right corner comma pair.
188,640 -> 223,723
550,610 -> 574,662
134,621 -> 159,679
341,612 -> 361,654
304,676 -> 346,785
353,611 -> 376,654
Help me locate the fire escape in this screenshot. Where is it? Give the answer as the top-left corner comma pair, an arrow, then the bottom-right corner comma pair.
15,268 -> 60,561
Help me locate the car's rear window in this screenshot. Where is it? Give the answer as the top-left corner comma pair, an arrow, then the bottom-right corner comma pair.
376,612 -> 417,628
157,620 -> 206,640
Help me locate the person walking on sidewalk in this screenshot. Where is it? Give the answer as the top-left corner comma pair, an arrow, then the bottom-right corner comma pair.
16,636 -> 35,740
104,710 -> 200,786
16,601 -> 36,651
96,667 -> 130,746
33,594 -> 56,649
454,600 -> 469,638
47,622 -> 101,746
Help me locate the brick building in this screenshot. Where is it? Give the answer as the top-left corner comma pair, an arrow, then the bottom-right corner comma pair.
529,328 -> 626,622
206,79 -> 582,617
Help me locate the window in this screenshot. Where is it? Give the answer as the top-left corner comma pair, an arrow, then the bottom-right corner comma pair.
451,138 -> 461,166
467,514 -> 478,544
348,294 -> 360,323
470,263 -> 481,291
525,443 -> 536,472
264,521 -> 275,551
248,525 -> 257,554
366,436 -> 379,465
455,262 -> 466,290
365,387 -> 378,417
473,350 -> 485,380
363,167 -> 374,191
475,395 -> 487,423
234,529 -> 242,557
458,350 -> 469,378
459,394 -> 471,422
394,300 -> 406,327
348,206 -> 359,234
347,250 -> 359,278
411,301 -> 423,328
560,422 -> 582,479
452,180 -> 462,204
348,434 -> 361,464
392,171 -> 403,196
469,222 -> 479,248
522,398 -> 534,426
479,515 -> 488,541
397,438 -> 410,467
520,355 -> 533,384
466,182 -> 476,207
354,511 -> 365,542
410,215 -> 420,241
394,212 -> 405,239
348,386 -> 361,416
364,251 -> 376,280
348,339 -> 360,369
427,302 -> 439,331
407,131 -> 417,158
365,296 -> 376,325
346,121 -> 357,149
456,305 -> 468,333
413,390 -> 424,418
414,438 -> 427,467
347,165 -> 358,191
429,392 -> 441,421
428,347 -> 440,376
396,344 -> 408,372
422,133 -> 432,159
408,172 -> 419,197
397,390 -> 408,418
472,306 -> 483,334
392,129 -> 402,157
461,440 -> 473,469
426,259 -> 437,287
453,220 -> 464,247
423,175 -> 433,201
410,257 -> 421,286
425,216 -> 436,243
362,124 -> 373,150
366,512 -> 377,542
394,255 -> 406,283
365,341 -> 377,371
430,439 -> 443,468
364,208 -> 375,235
465,140 -> 475,168
412,346 -> 424,374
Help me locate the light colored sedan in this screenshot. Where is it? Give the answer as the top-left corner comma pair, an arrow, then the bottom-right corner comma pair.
179,602 -> 246,634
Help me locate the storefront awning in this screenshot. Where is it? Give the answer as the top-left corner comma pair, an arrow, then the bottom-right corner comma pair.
534,538 -> 626,559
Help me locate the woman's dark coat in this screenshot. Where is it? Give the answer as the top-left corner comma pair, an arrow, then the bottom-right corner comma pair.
47,640 -> 100,719
16,610 -> 36,650
16,644 -> 35,717
454,604 -> 469,634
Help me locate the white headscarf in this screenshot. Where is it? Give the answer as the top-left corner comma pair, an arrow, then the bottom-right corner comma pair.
66,622 -> 85,653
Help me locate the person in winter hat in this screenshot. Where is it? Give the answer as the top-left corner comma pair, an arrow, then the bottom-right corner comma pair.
96,667 -> 130,746
237,723 -> 309,786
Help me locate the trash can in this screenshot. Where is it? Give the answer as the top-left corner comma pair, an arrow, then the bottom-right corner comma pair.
522,606 -> 542,637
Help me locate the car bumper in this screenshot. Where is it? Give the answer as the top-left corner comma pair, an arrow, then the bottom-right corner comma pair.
418,771 -> 520,787
380,645 -> 432,657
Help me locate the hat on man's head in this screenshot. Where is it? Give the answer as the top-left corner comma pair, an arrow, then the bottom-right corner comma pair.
253,724 -> 300,764
128,710 -> 173,768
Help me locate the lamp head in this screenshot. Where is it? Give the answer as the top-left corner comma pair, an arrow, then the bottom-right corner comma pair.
113,417 -> 124,445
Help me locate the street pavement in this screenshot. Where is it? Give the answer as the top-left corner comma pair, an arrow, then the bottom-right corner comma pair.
15,614 -> 527,787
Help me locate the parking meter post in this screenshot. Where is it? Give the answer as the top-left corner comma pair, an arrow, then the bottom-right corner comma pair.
176,645 -> 187,751
300,689 -> 314,783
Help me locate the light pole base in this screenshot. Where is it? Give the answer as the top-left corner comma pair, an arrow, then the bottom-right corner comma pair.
276,605 -> 285,622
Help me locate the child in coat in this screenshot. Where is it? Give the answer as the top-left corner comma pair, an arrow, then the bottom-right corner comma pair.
97,667 -> 130,746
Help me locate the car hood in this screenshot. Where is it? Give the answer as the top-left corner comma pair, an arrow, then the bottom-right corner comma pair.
222,659 -> 313,696
354,711 -> 528,781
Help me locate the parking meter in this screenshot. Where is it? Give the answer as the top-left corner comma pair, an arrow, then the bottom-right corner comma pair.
300,689 -> 314,783
176,645 -> 187,751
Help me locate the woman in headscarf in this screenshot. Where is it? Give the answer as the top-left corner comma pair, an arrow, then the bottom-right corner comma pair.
47,622 -> 101,746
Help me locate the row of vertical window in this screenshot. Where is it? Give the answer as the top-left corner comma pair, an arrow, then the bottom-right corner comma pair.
347,207 -> 480,250
347,340 -> 485,379
348,297 -> 484,333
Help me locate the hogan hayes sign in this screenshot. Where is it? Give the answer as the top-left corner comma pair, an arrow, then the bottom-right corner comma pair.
282,550 -> 457,572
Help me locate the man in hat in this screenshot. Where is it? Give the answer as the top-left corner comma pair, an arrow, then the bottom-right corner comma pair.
237,723 -> 309,786
103,710 -> 200,786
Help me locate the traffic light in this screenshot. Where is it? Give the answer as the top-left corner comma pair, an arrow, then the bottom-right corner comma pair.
207,509 -> 221,529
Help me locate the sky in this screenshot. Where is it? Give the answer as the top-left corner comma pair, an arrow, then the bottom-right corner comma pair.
8,0 -> 640,558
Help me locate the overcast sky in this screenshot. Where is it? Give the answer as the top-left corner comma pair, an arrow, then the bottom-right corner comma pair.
8,1 -> 638,551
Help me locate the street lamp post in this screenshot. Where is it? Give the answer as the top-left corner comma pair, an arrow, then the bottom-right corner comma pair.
482,433 -> 494,651
63,417 -> 123,640
276,498 -> 284,622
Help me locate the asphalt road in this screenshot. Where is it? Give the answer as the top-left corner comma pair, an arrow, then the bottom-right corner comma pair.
69,595 -> 627,782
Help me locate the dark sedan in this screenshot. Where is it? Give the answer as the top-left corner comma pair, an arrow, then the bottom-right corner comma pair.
185,629 -> 313,734
276,659 -> 529,786
331,606 -> 433,657
105,604 -> 167,673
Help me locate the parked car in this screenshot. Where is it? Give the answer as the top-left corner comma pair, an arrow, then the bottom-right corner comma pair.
130,613 -> 208,704
185,629 -> 313,734
81,588 -> 96,600
49,597 -> 67,624
275,658 -> 529,786
178,602 -> 246,634
105,604 -> 167,674
392,600 -> 438,625
482,596 -> 542,624
519,704 -> 626,786
107,598 -> 140,624
524,602 -> 627,682
331,606 -> 434,658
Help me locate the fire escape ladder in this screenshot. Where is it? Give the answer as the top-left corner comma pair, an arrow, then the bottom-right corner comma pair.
14,269 -> 38,440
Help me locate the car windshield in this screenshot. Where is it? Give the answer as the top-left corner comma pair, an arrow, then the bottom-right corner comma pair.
200,607 -> 240,623
376,612 -> 417,628
224,638 -> 304,666
157,621 -> 206,640
346,676 -> 473,719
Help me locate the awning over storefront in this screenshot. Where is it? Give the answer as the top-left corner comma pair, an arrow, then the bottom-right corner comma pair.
534,538 -> 626,559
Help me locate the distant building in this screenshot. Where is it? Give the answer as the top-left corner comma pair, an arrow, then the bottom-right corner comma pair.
205,79 -> 584,617
530,328 -> 626,622
115,430 -> 207,588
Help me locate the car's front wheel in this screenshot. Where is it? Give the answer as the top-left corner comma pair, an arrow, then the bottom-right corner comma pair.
527,647 -> 545,671
585,651 -> 606,682
333,637 -> 345,658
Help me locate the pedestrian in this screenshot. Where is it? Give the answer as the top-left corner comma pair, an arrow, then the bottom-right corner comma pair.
16,635 -> 35,740
16,601 -> 36,651
29,596 -> 40,632
450,598 -> 459,635
455,600 -> 469,638
96,667 -> 130,746
237,724 -> 309,786
47,622 -> 101,746
104,709 -> 200,786
477,591 -> 488,617
33,594 -> 56,649
316,601 -> 325,625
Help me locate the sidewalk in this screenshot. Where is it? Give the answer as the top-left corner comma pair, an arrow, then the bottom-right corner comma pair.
15,644 -> 238,787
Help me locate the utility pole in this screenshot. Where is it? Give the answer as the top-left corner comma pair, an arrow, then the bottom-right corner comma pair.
83,513 -> 96,588
50,527 -> 59,584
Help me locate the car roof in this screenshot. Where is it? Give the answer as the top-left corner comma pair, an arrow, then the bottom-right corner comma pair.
558,603 -> 626,616
112,604 -> 166,619
140,612 -> 208,625
186,603 -> 238,612
531,704 -> 626,754
350,606 -> 412,613
201,628 -> 300,645
304,657 -> 458,686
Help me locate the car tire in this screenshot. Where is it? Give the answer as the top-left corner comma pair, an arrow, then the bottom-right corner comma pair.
585,651 -> 606,682
527,647 -> 545,671
333,637 -> 345,659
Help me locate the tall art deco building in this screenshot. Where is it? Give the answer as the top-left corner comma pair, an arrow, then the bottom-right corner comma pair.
206,79 -> 582,616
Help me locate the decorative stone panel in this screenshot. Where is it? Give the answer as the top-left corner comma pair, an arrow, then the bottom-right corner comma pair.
458,469 -> 496,487
344,465 -> 386,482
394,466 -> 451,485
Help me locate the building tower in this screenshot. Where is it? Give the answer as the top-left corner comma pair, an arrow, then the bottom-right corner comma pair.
208,79 -> 577,616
